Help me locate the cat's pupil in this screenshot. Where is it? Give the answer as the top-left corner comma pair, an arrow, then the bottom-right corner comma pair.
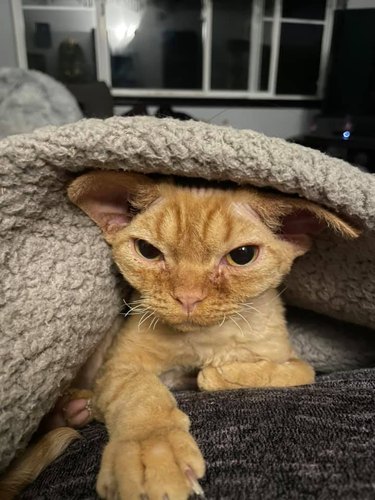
229,246 -> 257,265
136,239 -> 161,259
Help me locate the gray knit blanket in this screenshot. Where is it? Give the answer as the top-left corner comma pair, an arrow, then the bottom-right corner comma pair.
1,116 -> 375,471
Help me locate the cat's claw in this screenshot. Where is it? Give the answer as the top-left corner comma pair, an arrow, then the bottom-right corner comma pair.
185,467 -> 205,498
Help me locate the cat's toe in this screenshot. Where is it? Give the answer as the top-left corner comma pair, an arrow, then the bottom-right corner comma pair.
63,398 -> 93,427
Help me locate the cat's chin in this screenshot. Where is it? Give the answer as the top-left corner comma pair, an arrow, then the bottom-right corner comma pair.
173,323 -> 202,333
171,319 -> 216,333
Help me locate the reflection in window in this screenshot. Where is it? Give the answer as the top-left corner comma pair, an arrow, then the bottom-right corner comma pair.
259,21 -> 272,91
211,0 -> 252,90
264,0 -> 274,17
107,0 -> 203,89
282,0 -> 326,20
277,23 -> 323,95
23,5 -> 97,83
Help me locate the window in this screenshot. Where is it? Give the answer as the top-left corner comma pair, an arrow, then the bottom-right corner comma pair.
17,0 -> 337,100
107,0 -> 203,89
21,0 -> 97,83
211,0 -> 253,90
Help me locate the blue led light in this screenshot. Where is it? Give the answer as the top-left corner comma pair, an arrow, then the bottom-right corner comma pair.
342,130 -> 351,140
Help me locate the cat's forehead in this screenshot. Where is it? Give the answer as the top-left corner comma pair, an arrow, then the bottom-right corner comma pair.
137,185 -> 271,255
159,185 -> 259,218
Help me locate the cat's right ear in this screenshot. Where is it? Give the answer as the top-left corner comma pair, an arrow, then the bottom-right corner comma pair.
68,171 -> 157,243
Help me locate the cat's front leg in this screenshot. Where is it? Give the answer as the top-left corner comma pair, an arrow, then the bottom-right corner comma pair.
95,364 -> 205,500
197,358 -> 314,391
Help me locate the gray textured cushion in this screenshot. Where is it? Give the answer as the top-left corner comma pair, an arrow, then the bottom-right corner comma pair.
21,369 -> 375,500
0,68 -> 82,139
1,116 -> 375,470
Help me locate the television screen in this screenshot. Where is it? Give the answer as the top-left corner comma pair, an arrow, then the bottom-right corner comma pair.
323,9 -> 375,116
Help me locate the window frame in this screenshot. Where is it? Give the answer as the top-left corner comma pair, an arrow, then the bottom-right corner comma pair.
13,0 -> 338,102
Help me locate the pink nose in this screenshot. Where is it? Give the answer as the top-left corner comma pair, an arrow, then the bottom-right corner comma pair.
174,292 -> 206,314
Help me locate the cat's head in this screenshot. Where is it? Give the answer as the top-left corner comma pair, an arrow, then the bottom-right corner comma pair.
68,171 -> 359,332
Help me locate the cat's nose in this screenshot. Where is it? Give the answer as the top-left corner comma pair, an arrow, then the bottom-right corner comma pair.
173,292 -> 206,314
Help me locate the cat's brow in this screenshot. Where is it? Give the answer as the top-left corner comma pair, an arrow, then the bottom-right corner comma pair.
232,202 -> 261,222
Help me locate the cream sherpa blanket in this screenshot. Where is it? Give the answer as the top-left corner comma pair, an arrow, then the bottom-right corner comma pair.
1,116 -> 375,471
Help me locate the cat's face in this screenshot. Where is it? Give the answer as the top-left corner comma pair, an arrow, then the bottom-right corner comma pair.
111,189 -> 297,331
68,171 -> 359,333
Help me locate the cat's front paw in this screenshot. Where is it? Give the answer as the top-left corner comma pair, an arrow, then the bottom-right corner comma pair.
198,360 -> 315,391
97,429 -> 205,500
197,365 -> 235,391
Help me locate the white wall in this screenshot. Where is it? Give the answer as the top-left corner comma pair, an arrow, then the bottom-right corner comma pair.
115,105 -> 318,139
0,0 -> 18,67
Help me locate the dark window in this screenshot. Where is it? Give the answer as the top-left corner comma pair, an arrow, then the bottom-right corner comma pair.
211,0 -> 253,90
264,0 -> 275,17
108,0 -> 203,89
277,23 -> 323,95
259,21 -> 272,91
282,0 -> 326,20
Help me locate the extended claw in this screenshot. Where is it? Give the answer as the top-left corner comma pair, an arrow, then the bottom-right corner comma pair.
185,467 -> 205,498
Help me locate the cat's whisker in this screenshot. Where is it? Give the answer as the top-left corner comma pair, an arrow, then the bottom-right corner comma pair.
123,298 -> 147,309
137,310 -> 151,331
146,314 -> 156,331
229,315 -> 245,337
149,317 -> 156,330
149,314 -> 158,331
241,303 -> 262,314
152,318 -> 160,330
123,305 -> 149,318
235,312 -> 253,332
218,315 -> 226,328
138,310 -> 155,331
123,310 -> 148,317
258,287 -> 288,312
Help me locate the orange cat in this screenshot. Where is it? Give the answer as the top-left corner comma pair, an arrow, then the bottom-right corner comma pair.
0,171 -> 359,500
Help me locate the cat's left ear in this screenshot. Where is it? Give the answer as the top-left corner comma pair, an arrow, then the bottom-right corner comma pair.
68,170 -> 158,243
252,191 -> 361,256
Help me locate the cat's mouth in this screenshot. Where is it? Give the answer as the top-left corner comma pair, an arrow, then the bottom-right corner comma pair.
142,300 -> 231,332
164,313 -> 226,332
173,320 -> 206,333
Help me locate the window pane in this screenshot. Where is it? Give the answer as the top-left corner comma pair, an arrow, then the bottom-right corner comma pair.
259,21 -> 272,91
23,6 -> 97,83
282,0 -> 326,20
277,23 -> 323,95
107,0 -> 203,89
211,0 -> 252,90
264,0 -> 274,17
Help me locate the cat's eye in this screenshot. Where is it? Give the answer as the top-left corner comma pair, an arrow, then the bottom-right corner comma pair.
226,245 -> 258,266
134,239 -> 162,260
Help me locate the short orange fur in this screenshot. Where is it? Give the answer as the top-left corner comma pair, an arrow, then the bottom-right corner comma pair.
0,171 -> 359,500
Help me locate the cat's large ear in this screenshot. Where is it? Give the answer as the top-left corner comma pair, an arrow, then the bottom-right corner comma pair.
251,190 -> 361,255
68,171 -> 158,243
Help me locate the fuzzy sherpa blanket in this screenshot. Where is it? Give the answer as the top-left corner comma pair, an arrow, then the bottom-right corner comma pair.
1,116 -> 375,471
